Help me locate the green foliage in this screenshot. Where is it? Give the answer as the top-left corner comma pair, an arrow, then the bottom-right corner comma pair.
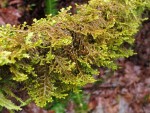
69,92 -> 89,113
50,91 -> 89,113
0,92 -> 21,110
0,0 -> 149,109
0,78 -> 30,112
45,0 -> 58,15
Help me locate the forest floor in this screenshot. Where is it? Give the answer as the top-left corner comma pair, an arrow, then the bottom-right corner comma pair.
0,0 -> 150,113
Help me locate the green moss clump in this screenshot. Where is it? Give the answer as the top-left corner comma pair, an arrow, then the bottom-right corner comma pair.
0,0 -> 149,109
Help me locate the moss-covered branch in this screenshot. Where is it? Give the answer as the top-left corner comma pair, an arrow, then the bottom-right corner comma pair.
0,0 -> 149,109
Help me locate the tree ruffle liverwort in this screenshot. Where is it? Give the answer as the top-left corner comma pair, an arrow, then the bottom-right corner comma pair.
0,0 -> 149,111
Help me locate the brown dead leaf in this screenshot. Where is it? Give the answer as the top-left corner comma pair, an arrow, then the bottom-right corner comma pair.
0,16 -> 5,24
118,96 -> 130,113
8,0 -> 23,6
0,7 -> 21,25
20,102 -> 55,113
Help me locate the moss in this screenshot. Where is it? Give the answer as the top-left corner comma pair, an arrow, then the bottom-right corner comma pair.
0,0 -> 149,108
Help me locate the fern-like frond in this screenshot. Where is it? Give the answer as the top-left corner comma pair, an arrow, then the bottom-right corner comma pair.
28,73 -> 54,107
0,92 -> 21,110
45,0 -> 58,15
